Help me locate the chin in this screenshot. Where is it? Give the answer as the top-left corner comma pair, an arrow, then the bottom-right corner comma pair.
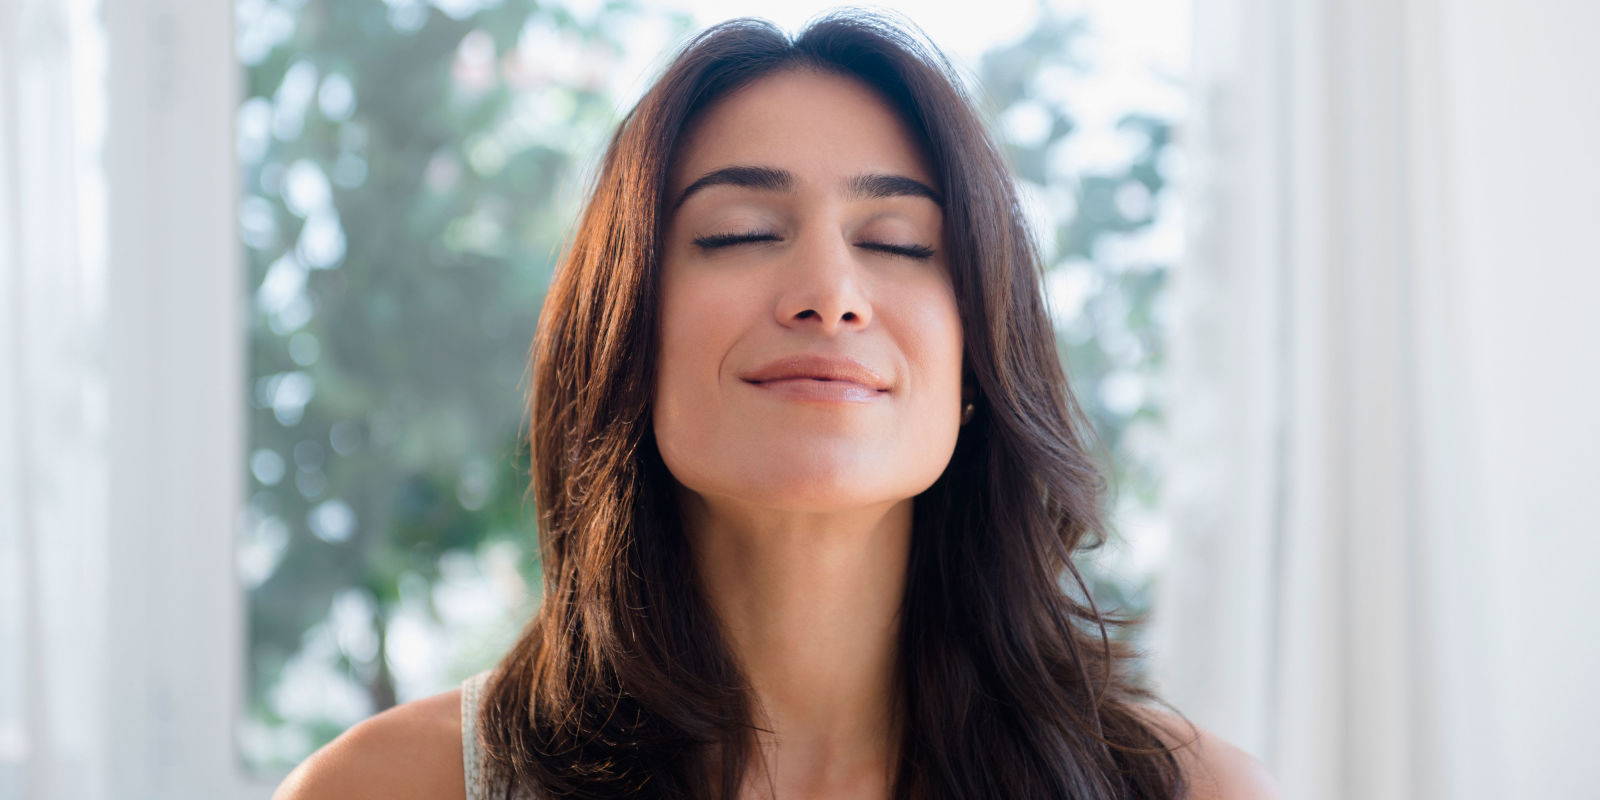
727,468 -> 891,510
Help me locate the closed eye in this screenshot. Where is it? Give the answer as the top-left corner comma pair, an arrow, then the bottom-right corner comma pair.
692,232 -> 936,260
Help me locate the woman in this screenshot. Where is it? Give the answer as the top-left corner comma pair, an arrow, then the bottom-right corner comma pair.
277,9 -> 1279,800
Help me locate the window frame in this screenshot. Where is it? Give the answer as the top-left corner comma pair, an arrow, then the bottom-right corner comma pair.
101,0 -> 277,795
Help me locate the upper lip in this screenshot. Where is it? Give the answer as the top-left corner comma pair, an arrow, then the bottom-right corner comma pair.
739,353 -> 891,391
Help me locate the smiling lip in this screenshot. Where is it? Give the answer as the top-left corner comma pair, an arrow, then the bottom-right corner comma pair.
738,353 -> 891,405
739,354 -> 891,390
748,377 -> 885,403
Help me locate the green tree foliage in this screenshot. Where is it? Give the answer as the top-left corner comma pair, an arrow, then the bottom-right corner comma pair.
975,11 -> 1178,651
238,0 -> 693,771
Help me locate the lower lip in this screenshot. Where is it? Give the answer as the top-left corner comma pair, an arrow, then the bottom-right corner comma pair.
746,378 -> 887,404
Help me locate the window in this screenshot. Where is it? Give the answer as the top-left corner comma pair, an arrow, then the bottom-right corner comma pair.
235,0 -> 1188,777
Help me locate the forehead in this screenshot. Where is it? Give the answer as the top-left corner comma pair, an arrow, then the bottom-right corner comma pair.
667,68 -> 940,199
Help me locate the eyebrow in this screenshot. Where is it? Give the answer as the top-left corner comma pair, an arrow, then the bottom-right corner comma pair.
669,164 -> 945,212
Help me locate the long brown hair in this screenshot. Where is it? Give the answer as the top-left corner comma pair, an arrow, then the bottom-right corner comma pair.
478,9 -> 1197,798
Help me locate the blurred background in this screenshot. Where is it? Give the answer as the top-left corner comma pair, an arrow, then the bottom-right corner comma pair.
2,0 -> 1596,798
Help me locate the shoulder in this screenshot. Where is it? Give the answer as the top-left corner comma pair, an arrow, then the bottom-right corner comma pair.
1130,704 -> 1283,800
271,685 -> 467,800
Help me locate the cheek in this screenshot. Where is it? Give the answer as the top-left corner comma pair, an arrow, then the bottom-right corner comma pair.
901,280 -> 964,396
657,265 -> 747,369
651,267 -> 743,459
890,280 -> 966,487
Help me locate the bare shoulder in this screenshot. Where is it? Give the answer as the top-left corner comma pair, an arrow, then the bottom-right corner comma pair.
1131,704 -> 1283,800
271,685 -> 466,800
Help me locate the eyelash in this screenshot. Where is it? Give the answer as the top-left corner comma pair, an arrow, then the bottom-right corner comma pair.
692,231 -> 936,261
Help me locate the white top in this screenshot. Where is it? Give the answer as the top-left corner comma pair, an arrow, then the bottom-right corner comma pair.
460,668 -> 542,800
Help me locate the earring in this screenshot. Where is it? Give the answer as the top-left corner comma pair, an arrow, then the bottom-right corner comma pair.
960,401 -> 975,425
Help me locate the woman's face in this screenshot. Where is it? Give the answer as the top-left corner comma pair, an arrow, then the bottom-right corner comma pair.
653,67 -> 965,513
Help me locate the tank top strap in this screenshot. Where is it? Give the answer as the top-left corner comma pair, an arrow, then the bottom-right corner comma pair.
461,668 -> 549,799
460,668 -> 492,800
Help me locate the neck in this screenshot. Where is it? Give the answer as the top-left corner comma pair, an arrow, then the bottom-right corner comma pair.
681,490 -> 911,796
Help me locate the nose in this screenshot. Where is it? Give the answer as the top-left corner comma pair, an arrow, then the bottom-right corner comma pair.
773,229 -> 873,334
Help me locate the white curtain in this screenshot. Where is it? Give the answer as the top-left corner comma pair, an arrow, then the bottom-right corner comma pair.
3,1 -> 256,798
1152,0 -> 1600,798
1,0 -> 114,797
